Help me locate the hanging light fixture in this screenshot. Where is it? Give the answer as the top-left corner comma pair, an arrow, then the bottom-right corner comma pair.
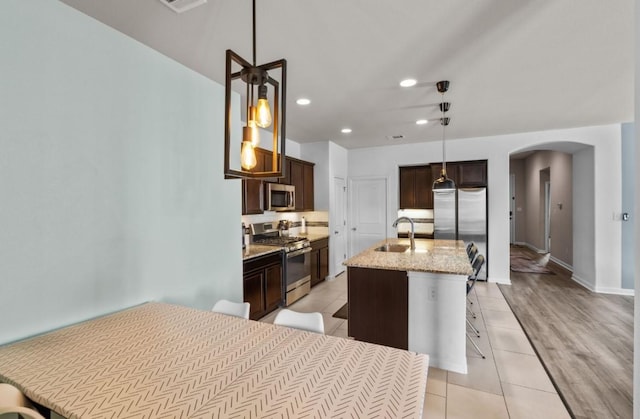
224,0 -> 286,179
432,80 -> 455,190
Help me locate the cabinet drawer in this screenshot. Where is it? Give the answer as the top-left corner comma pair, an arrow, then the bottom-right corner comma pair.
311,238 -> 329,250
243,251 -> 282,273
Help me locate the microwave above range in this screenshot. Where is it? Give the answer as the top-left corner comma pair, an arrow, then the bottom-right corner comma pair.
265,183 -> 295,211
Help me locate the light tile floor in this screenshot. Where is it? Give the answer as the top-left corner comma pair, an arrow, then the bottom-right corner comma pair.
259,273 -> 571,419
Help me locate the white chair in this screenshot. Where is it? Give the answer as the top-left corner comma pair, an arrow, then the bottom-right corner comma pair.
274,309 -> 324,334
212,299 -> 250,319
0,383 -> 45,419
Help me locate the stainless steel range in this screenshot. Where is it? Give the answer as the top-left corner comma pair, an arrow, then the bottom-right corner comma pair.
251,222 -> 311,306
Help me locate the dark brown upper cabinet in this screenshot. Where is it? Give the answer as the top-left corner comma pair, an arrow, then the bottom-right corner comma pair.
241,150 -> 315,214
457,160 -> 487,187
430,160 -> 487,188
287,157 -> 315,211
399,165 -> 433,209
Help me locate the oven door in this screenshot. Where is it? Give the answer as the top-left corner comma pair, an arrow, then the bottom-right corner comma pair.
285,247 -> 311,305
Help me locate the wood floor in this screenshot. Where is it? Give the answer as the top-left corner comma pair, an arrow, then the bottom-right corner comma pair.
499,246 -> 633,419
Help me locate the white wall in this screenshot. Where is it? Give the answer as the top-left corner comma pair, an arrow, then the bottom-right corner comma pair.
572,147 -> 596,290
633,1 -> 639,416
300,141 -> 348,278
621,123 -> 635,290
348,125 -> 622,288
301,142 -> 330,210
0,0 -> 242,344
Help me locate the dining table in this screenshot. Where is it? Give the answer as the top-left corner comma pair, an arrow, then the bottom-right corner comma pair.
0,302 -> 429,418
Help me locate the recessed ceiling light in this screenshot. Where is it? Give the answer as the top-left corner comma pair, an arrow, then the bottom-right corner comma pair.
296,98 -> 311,105
416,119 -> 428,125
400,79 -> 417,87
341,128 -> 352,134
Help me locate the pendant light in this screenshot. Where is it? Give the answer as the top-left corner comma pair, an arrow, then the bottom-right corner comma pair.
224,0 -> 286,179
432,80 -> 455,190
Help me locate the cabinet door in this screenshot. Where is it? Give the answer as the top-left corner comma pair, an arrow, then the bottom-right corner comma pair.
458,160 -> 487,187
310,248 -> 320,286
303,163 -> 314,210
289,160 -> 305,210
243,270 -> 265,320
400,166 -> 432,209
399,167 -> 416,209
264,263 -> 283,311
348,267 -> 408,350
319,246 -> 329,281
278,157 -> 292,185
241,150 -> 266,215
414,165 -> 433,209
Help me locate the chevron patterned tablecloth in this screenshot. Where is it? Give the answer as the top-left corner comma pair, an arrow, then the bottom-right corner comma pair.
0,302 -> 429,418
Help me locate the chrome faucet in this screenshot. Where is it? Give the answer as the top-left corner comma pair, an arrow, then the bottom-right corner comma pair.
392,217 -> 415,250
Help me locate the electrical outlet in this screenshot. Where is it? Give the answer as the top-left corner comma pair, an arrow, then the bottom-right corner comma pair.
429,287 -> 438,301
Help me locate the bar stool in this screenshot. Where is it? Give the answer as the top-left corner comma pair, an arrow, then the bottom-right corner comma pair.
466,243 -> 478,263
466,254 -> 486,359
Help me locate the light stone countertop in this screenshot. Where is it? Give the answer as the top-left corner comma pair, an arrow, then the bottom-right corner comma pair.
242,244 -> 282,260
343,238 -> 473,275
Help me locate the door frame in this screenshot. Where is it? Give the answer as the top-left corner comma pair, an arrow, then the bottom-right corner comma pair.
509,173 -> 516,244
544,180 -> 551,253
331,176 -> 347,277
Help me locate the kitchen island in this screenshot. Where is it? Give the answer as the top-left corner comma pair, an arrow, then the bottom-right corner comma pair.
344,238 -> 472,373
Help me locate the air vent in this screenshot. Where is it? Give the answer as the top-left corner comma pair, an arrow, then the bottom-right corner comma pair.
159,0 -> 207,13
386,134 -> 405,141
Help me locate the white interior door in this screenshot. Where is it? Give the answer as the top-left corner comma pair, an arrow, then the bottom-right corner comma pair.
349,177 -> 387,257
331,177 -> 347,276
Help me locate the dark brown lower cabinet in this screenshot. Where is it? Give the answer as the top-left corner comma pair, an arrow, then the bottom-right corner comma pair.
347,267 -> 408,350
310,238 -> 329,287
243,252 -> 283,320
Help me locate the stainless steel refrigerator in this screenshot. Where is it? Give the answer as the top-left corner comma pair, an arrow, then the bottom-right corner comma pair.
458,188 -> 487,280
433,189 -> 457,240
433,187 -> 488,280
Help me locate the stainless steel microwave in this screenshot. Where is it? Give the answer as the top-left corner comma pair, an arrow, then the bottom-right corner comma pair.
265,183 -> 295,211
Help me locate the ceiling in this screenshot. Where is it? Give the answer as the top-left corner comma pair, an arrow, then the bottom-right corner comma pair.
59,0 -> 634,149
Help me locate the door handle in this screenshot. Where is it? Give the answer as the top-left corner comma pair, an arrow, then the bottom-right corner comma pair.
334,231 -> 339,234
351,227 -> 357,231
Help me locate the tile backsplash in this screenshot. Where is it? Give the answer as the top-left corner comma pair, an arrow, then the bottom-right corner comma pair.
242,211 -> 329,237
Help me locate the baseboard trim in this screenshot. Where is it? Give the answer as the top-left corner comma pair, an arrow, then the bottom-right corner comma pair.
595,287 -> 635,296
571,274 -> 635,296
489,277 -> 512,285
549,256 -> 573,272
523,243 -> 546,254
571,274 -> 595,291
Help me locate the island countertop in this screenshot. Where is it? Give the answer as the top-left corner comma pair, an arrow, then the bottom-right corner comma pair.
343,238 -> 473,275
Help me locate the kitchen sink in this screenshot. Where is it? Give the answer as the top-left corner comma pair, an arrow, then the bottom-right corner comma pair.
374,244 -> 410,253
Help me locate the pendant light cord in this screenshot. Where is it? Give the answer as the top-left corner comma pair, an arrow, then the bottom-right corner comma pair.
441,95 -> 447,174
252,0 -> 256,66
